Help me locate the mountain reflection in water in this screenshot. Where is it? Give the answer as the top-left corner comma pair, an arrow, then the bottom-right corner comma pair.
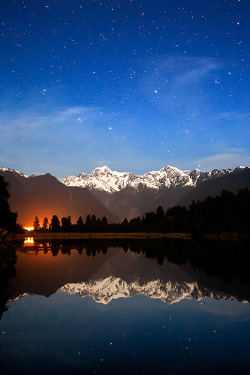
6,238 -> 250,304
1,239 -> 250,375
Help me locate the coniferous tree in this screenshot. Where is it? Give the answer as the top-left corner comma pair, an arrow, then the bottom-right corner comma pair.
50,215 -> 61,232
61,216 -> 72,232
156,206 -> 164,219
122,218 -> 129,232
85,215 -> 91,227
33,216 -> 40,231
42,217 -> 49,230
100,216 -> 108,231
76,216 -> 84,231
101,216 -> 108,225
77,216 -> 84,226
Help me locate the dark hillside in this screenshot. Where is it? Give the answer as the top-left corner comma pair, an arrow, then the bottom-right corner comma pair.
179,168 -> 250,207
0,170 -> 118,226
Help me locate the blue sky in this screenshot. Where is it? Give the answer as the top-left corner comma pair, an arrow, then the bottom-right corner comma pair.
0,0 -> 249,177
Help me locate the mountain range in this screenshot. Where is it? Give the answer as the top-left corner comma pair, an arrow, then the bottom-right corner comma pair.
60,165 -> 250,219
1,164 -> 250,225
61,165 -> 236,192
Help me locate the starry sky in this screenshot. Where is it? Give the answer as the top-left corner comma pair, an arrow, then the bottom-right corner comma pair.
0,0 -> 249,177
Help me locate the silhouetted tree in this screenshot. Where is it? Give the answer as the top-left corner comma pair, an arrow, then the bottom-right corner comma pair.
33,216 -> 40,231
77,216 -> 84,227
123,218 -> 128,225
76,216 -> 84,231
121,218 -> 129,232
42,217 -> 49,230
61,216 -> 72,232
129,217 -> 141,232
156,206 -> 164,219
101,216 -> 108,225
86,215 -> 91,227
50,215 -> 61,232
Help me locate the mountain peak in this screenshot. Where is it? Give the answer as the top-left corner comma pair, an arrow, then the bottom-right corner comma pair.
159,165 -> 187,176
234,166 -> 249,172
159,165 -> 182,172
61,165 -> 248,193
92,165 -> 111,174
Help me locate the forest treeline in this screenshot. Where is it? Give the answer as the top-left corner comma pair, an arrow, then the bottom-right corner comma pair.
32,188 -> 250,235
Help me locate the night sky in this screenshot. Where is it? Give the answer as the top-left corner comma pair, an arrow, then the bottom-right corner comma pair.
0,0 -> 249,177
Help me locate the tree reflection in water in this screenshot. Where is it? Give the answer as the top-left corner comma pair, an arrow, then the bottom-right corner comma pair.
2,238 -> 250,310
19,238 -> 250,285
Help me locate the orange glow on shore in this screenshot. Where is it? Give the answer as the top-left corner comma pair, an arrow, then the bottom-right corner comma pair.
24,226 -> 34,232
24,237 -> 34,245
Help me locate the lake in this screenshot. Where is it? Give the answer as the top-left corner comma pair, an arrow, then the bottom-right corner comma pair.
1,238 -> 250,374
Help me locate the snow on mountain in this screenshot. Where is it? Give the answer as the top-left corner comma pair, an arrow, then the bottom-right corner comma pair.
0,166 -> 29,178
61,166 -> 135,193
60,165 -> 242,193
60,276 -> 237,305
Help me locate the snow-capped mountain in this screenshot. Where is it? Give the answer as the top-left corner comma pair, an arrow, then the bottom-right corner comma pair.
0,166 -> 29,178
60,276 -> 242,305
60,165 -> 250,219
60,165 -> 245,193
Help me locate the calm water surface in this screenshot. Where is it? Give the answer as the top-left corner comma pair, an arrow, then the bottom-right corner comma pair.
1,239 -> 250,374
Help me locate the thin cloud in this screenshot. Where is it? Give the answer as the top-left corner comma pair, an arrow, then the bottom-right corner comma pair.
142,55 -> 223,119
216,111 -> 250,121
157,56 -> 222,85
172,57 -> 221,85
